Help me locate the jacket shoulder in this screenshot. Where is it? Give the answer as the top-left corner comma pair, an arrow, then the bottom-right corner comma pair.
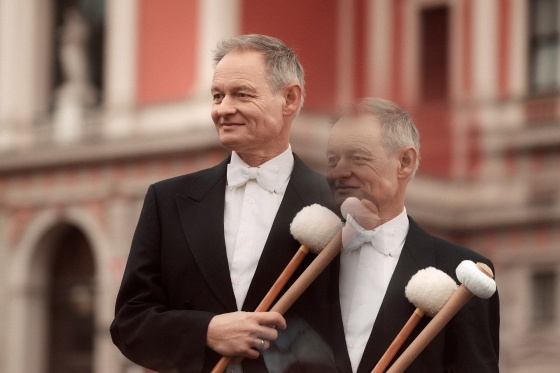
150,156 -> 229,196
408,217 -> 493,273
291,153 -> 336,212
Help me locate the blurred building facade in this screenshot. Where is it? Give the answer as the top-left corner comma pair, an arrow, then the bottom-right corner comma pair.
0,1 -> 558,373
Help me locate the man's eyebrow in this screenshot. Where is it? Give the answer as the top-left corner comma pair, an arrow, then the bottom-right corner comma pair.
346,147 -> 372,156
231,84 -> 257,93
211,84 -> 257,93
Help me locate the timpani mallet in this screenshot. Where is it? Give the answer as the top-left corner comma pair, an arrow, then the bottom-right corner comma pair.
385,260 -> 496,373
370,267 -> 458,373
210,204 -> 342,373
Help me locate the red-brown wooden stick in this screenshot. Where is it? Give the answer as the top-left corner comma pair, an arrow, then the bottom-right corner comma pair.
210,245 -> 310,373
256,245 -> 310,311
210,356 -> 232,373
385,286 -> 473,373
269,229 -> 342,314
371,308 -> 425,373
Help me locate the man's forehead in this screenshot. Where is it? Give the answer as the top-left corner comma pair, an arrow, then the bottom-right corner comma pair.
331,114 -> 379,136
334,112 -> 380,127
328,114 -> 381,149
215,49 -> 265,70
212,51 -> 268,85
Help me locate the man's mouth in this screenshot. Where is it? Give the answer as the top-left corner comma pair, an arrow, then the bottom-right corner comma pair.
333,183 -> 360,192
337,185 -> 357,189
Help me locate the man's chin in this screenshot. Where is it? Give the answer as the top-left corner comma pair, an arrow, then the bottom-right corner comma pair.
218,132 -> 246,151
333,189 -> 365,209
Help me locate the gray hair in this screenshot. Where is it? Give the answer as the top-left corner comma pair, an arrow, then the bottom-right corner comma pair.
339,97 -> 421,180
213,34 -> 305,117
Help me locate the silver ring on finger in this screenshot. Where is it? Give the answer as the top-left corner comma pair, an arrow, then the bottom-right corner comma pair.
257,338 -> 265,351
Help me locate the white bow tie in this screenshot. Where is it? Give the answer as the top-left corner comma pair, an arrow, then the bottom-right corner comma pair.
342,215 -> 393,256
227,164 -> 281,193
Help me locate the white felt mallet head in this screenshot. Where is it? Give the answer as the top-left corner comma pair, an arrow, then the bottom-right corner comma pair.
290,204 -> 342,253
456,260 -> 496,299
371,267 -> 457,373
405,267 -> 458,317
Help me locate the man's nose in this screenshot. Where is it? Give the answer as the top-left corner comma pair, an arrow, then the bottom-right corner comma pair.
217,95 -> 237,117
329,160 -> 352,179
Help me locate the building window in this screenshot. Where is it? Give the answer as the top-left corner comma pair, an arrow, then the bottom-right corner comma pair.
420,6 -> 449,102
529,0 -> 560,93
532,270 -> 557,323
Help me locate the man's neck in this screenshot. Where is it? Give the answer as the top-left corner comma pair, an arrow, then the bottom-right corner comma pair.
377,205 -> 406,226
236,146 -> 290,167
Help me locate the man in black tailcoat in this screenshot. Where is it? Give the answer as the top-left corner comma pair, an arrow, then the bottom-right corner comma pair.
111,35 -> 336,373
326,98 -> 500,373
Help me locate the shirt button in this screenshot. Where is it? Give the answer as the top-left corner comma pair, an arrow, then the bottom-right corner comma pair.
363,262 -> 370,267
248,198 -> 255,204
234,278 -> 241,285
242,236 -> 249,243
349,342 -> 356,348
357,299 -> 364,306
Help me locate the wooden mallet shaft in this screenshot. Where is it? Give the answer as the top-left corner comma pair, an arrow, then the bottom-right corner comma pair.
386,263 -> 493,373
210,244 -> 311,373
216,229 -> 343,371
370,308 -> 425,373
270,229 -> 342,314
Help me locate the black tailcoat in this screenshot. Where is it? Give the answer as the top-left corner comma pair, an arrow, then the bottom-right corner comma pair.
110,154 -> 336,373
330,217 -> 500,373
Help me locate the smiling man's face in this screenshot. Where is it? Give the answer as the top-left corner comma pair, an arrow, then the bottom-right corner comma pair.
327,113 -> 401,218
210,50 -> 289,162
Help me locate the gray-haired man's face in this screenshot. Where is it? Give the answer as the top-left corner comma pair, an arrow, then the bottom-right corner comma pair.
326,114 -> 400,215
210,50 -> 290,160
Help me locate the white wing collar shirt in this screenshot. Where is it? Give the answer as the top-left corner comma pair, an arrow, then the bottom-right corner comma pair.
339,207 -> 409,373
224,145 -> 294,311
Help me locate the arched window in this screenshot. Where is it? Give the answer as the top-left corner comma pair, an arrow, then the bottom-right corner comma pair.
48,226 -> 95,373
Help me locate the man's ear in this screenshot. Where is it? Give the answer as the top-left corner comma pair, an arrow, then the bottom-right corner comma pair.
397,146 -> 417,180
281,83 -> 302,117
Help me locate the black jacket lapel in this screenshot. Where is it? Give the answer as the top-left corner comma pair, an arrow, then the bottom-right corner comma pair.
175,157 -> 238,312
330,256 -> 354,373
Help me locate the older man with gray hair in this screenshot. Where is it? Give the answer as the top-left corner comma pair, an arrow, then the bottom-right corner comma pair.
111,34 -> 336,373
326,98 -> 500,373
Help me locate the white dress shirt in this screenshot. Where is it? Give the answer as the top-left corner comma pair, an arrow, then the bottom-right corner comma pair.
223,147 -> 293,373
339,208 -> 409,373
224,145 -> 294,311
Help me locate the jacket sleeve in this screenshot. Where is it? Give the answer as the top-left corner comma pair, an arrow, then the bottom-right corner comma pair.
110,185 -> 215,373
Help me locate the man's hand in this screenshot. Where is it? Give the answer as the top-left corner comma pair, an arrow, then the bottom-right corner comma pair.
206,311 -> 287,359
341,197 -> 381,230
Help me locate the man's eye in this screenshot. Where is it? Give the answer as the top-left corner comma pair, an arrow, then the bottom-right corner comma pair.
212,94 -> 223,101
238,93 -> 249,98
327,157 -> 339,165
